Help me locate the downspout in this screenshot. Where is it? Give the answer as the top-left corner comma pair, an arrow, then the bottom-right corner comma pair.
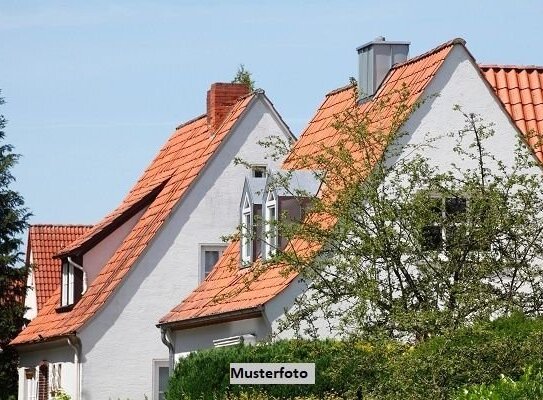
67,335 -> 82,400
160,327 -> 175,375
67,256 -> 87,294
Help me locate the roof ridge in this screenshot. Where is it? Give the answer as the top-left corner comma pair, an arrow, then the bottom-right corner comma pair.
480,64 -> 543,70
175,114 -> 206,130
393,37 -> 466,70
326,83 -> 356,97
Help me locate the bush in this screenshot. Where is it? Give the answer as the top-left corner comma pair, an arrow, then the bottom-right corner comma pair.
166,339 -> 401,400
167,314 -> 543,400
378,313 -> 543,399
453,367 -> 543,400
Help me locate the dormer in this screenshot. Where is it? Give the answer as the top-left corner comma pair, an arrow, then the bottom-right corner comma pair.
240,176 -> 267,264
261,170 -> 321,260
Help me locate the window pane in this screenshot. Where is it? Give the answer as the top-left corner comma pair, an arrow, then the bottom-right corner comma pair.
204,251 -> 220,276
158,366 -> 169,400
422,225 -> 442,250
445,197 -> 467,215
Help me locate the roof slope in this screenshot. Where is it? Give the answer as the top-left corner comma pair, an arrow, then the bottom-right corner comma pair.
480,65 -> 543,162
28,225 -> 92,311
159,39 -> 460,327
12,92 -> 257,346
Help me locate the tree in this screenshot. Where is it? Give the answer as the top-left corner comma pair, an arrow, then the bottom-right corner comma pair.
254,85 -> 543,342
232,64 -> 255,92
0,91 -> 30,399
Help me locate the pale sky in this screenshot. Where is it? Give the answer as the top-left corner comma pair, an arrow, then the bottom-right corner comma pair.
1,0 -> 543,226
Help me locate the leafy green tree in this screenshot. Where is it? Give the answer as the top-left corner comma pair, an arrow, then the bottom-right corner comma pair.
232,64 -> 255,92
0,91 -> 30,398
251,85 -> 543,341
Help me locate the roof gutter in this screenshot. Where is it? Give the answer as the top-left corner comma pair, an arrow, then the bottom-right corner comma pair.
157,306 -> 264,331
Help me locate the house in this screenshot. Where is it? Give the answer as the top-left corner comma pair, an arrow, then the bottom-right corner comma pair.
11,82 -> 294,400
157,38 -> 543,359
24,225 -> 92,321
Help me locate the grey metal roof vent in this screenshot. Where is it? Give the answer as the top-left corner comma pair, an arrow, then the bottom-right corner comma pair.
357,37 -> 410,103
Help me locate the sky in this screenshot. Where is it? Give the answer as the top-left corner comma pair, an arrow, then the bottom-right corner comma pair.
1,0 -> 543,227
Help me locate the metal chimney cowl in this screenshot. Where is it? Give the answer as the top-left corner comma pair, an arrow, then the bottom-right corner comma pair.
357,36 -> 410,103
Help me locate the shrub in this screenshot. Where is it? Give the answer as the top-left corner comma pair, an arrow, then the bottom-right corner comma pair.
166,339 -> 401,400
453,367 -> 543,400
378,313 -> 543,399
167,314 -> 543,400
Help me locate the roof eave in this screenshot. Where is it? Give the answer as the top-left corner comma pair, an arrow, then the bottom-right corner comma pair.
157,306 -> 264,331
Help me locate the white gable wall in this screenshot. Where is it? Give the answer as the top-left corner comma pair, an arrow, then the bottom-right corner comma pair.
77,96 -> 292,400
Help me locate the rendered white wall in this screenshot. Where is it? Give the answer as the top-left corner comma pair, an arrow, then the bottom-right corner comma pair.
173,317 -> 271,358
78,97 -> 292,400
83,208 -> 146,285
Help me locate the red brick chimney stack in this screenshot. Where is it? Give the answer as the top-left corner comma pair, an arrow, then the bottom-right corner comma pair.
207,83 -> 250,132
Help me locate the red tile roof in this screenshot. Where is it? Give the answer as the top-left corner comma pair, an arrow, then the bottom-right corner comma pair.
159,39 -> 461,327
27,225 -> 92,312
12,86 -> 256,346
480,65 -> 543,162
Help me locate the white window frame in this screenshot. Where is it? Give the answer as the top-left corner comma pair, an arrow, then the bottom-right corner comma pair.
199,244 -> 227,282
23,367 -> 37,400
61,261 -> 74,307
264,190 -> 278,259
241,193 -> 253,264
152,359 -> 169,400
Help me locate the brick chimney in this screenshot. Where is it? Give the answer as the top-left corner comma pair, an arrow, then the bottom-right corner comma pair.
206,83 -> 250,132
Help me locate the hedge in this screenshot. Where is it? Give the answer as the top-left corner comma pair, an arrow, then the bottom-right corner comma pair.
167,314 -> 543,400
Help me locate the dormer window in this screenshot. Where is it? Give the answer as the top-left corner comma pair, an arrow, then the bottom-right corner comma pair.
60,257 -> 83,309
251,165 -> 267,178
264,190 -> 278,259
241,193 -> 253,264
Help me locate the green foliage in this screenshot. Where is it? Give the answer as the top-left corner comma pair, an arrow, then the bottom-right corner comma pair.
52,389 -> 72,400
167,314 -> 543,400
232,64 -> 255,91
166,338 -> 401,400
454,367 -> 543,400
0,90 -> 30,398
378,313 -> 543,399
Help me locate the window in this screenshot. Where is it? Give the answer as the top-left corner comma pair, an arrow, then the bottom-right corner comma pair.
200,244 -> 227,281
251,165 -> 267,178
24,368 -> 37,400
241,193 -> 252,263
153,360 -> 169,400
421,196 -> 468,251
60,258 -> 83,308
264,190 -> 278,259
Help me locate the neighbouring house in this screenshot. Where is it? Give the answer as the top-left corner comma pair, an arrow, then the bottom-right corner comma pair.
24,225 -> 92,322
157,38 -> 543,360
11,82 -> 294,400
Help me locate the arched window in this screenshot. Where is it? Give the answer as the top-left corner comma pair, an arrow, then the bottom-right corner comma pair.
264,190 -> 277,259
241,193 -> 252,263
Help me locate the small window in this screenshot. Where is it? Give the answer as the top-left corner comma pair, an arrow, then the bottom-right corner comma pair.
153,360 -> 169,400
241,193 -> 253,264
60,258 -> 83,308
251,166 -> 267,178
264,190 -> 278,259
421,196 -> 468,251
200,244 -> 227,281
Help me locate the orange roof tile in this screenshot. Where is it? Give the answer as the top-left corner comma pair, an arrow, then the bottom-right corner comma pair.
480,65 -> 543,162
159,39 -> 461,328
27,225 -> 92,312
12,88 -> 256,346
